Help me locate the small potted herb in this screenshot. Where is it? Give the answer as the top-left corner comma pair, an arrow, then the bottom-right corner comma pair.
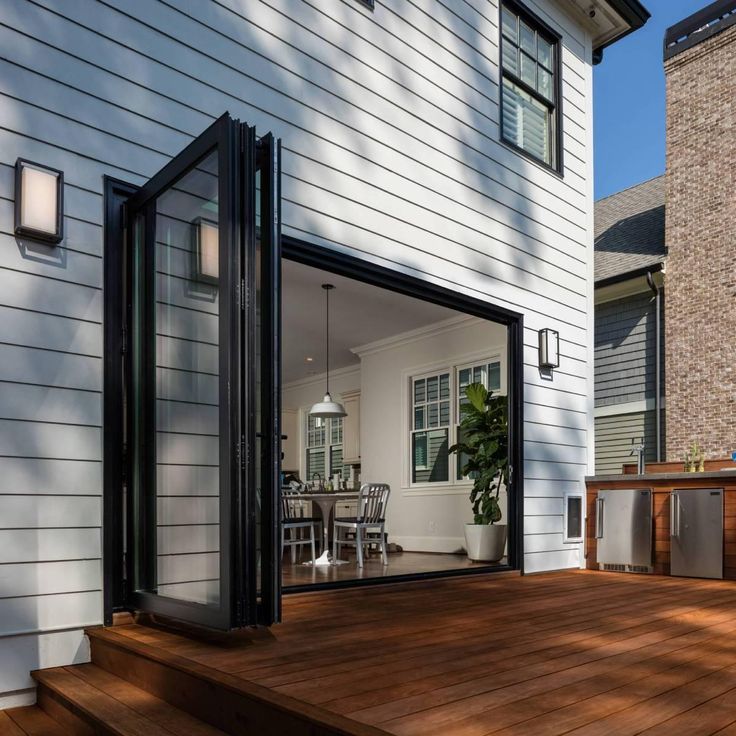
449,383 -> 508,562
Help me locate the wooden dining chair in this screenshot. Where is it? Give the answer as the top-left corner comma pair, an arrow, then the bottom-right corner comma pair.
333,483 -> 390,567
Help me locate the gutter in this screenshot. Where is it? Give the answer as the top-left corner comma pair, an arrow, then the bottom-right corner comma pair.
646,270 -> 662,462
594,261 -> 664,289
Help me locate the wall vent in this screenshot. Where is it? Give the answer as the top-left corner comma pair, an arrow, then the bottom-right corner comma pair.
600,563 -> 652,574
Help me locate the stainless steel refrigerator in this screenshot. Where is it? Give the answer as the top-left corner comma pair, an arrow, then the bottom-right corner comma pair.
670,488 -> 723,579
596,489 -> 652,572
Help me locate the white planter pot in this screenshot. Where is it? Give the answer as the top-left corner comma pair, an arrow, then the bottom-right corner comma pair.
464,523 -> 507,562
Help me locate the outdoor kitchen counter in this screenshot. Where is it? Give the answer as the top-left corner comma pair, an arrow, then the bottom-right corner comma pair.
585,463 -> 736,577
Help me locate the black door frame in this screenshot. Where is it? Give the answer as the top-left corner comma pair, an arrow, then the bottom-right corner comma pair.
103,192 -> 525,626
280,237 -> 525,592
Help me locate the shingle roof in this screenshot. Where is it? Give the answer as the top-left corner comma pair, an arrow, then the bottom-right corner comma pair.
594,175 -> 666,282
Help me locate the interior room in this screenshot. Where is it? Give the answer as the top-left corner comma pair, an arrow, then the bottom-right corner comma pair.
280,259 -> 510,586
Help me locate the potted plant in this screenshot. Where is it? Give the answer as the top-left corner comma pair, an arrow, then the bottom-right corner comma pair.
449,382 -> 508,562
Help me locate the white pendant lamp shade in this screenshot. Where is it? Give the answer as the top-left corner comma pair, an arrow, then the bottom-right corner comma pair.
309,284 -> 347,420
310,392 -> 347,419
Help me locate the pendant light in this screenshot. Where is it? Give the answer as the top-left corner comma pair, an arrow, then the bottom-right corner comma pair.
310,284 -> 347,420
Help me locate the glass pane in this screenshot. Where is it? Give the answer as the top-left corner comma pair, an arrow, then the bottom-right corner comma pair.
538,67 -> 553,100
488,362 -> 501,391
154,148 -> 220,607
501,6 -> 518,43
440,401 -> 450,426
414,406 -> 425,430
428,402 -> 439,428
473,366 -> 483,384
502,40 -> 518,76
426,376 -> 438,402
538,36 -> 553,69
459,368 -> 471,390
412,429 -> 449,484
520,20 -> 535,55
307,448 -> 325,479
414,378 -> 426,405
330,417 -> 343,445
502,78 -> 551,165
440,373 -> 450,400
520,51 -> 536,88
413,433 -> 428,475
330,446 -> 344,479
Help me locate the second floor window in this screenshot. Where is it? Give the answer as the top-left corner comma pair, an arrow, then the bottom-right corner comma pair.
500,1 -> 560,171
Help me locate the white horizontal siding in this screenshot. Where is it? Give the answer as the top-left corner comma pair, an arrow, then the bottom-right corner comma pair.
0,0 -> 594,702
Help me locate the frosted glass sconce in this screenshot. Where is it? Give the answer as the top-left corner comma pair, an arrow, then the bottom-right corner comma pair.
191,216 -> 219,284
14,159 -> 64,243
538,328 -> 560,369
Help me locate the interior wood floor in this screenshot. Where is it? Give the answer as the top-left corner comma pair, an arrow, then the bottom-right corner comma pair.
110,570 -> 736,735
281,550 -> 504,586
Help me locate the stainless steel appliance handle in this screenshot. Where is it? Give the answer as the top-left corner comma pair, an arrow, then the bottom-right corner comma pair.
596,497 -> 604,539
670,492 -> 679,539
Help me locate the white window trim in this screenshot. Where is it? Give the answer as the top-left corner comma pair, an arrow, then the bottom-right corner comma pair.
401,347 -> 506,492
563,490 -> 585,544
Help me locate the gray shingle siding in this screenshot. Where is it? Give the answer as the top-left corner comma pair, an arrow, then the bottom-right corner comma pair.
595,411 -> 657,475
595,292 -> 656,406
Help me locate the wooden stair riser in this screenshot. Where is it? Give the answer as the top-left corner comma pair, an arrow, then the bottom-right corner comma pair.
35,685 -> 98,736
89,633 -> 388,736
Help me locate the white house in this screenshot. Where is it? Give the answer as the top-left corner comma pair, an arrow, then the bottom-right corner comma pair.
0,0 -> 648,710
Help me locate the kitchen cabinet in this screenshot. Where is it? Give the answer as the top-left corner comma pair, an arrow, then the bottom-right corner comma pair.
342,390 -> 361,465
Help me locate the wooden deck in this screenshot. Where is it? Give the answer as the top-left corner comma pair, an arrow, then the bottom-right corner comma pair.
80,570 -> 736,735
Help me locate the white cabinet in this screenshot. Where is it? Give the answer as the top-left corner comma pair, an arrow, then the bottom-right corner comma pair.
342,390 -> 361,465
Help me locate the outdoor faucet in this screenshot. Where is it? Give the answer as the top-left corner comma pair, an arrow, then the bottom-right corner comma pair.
311,472 -> 324,491
631,438 -> 646,475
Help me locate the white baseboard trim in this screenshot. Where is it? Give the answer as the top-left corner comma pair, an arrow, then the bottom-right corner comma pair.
0,687 -> 36,710
391,535 -> 466,554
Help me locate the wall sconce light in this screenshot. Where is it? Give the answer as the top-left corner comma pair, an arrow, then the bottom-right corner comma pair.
191,216 -> 219,284
14,159 -> 64,244
538,328 -> 560,369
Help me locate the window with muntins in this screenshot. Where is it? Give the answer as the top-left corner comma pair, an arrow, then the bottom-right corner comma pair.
306,415 -> 346,481
500,1 -> 560,170
410,360 -> 502,486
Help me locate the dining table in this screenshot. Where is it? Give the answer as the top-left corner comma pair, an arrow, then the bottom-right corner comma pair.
289,490 -> 360,566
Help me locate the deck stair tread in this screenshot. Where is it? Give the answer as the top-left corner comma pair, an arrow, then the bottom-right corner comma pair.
0,706 -> 67,736
32,665 -> 228,735
86,626 -> 391,736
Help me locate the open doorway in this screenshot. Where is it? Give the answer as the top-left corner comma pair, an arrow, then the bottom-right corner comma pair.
280,255 -> 517,589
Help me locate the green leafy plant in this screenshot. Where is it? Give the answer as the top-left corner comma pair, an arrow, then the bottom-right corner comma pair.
449,383 -> 509,525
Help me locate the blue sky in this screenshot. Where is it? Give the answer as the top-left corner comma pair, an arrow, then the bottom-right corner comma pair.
593,0 -> 706,199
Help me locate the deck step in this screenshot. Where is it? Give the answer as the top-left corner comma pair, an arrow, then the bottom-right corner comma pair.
0,706 -> 68,736
86,626 -> 390,736
32,665 -> 228,736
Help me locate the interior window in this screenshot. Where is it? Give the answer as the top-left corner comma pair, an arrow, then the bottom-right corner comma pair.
456,361 -> 502,480
305,415 -> 345,482
500,1 -> 560,170
411,373 -> 451,484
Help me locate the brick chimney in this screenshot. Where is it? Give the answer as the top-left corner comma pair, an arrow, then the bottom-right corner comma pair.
663,2 -> 736,460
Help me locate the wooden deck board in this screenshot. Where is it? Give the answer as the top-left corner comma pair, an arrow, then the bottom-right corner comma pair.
105,571 -> 736,735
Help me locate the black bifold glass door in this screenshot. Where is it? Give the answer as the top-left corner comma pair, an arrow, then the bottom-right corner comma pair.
124,113 -> 281,628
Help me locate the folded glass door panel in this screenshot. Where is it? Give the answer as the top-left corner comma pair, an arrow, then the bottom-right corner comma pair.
124,114 -> 281,629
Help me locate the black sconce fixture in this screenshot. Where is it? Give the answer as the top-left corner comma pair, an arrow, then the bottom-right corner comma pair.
191,216 -> 219,284
14,158 -> 64,244
538,328 -> 560,369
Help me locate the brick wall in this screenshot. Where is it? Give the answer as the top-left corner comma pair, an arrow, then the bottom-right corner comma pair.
664,25 -> 736,460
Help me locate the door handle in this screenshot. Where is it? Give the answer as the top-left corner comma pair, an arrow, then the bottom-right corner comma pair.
670,493 -> 679,539
596,497 -> 604,539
